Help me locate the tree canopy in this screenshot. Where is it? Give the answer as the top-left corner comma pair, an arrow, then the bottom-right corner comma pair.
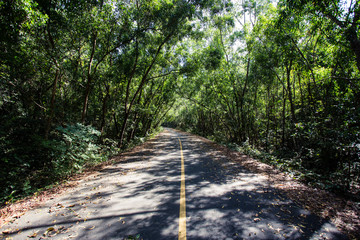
1,0 -> 359,203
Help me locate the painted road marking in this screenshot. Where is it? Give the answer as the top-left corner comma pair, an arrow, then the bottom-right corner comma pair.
178,138 -> 187,240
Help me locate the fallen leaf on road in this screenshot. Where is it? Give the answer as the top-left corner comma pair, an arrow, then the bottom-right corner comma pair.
2,229 -> 12,234
57,226 -> 67,232
43,227 -> 56,237
27,231 -> 39,238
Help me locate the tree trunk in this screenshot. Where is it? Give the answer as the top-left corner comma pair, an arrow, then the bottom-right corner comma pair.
113,112 -> 119,136
81,32 -> 97,123
239,57 -> 250,142
44,20 -> 60,139
128,113 -> 139,142
100,84 -> 110,137
286,60 -> 296,123
118,33 -> 173,147
297,71 -> 304,109
154,101 -> 176,129
45,68 -> 60,139
265,87 -> 270,151
282,85 -> 286,147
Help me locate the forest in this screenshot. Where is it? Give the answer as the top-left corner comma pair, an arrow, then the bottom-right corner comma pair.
0,0 -> 359,205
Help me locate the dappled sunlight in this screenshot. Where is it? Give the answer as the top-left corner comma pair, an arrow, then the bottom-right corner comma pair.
0,129 -> 347,240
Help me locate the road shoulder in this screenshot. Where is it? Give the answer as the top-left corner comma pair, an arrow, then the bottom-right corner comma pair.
172,128 -> 359,239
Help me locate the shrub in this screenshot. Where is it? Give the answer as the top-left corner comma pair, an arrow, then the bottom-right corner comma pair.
0,123 -> 116,205
45,123 -> 107,178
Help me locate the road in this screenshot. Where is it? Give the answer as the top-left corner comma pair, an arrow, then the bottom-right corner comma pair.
0,129 -> 347,239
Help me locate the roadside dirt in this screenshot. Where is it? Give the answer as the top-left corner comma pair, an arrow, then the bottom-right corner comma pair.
1,129 -> 359,239
174,130 -> 360,240
0,135 -> 160,229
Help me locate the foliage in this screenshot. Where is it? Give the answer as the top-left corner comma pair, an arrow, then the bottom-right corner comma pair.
0,123 -> 117,205
46,124 -> 107,177
0,0 -> 218,205
1,0 -> 359,204
167,0 -> 360,197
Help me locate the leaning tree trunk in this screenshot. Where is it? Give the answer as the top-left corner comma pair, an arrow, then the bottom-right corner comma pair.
81,32 -> 97,123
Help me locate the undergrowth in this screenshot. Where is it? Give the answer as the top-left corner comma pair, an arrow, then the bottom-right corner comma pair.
225,139 -> 359,201
178,127 -> 359,201
0,124 -> 161,207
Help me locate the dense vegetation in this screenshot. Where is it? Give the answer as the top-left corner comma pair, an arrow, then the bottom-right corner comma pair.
1,0 -> 359,204
0,0 -> 213,204
168,0 -> 360,197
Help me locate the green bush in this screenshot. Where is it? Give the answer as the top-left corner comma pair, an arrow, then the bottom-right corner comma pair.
45,123 -> 107,178
0,117 -> 49,204
0,123 -> 118,205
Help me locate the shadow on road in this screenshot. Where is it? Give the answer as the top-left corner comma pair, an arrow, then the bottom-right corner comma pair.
0,130 -> 347,240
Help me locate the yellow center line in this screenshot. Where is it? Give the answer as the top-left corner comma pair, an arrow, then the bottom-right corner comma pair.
178,138 -> 186,240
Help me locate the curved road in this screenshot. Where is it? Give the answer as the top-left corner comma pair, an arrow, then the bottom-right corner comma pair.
0,129 -> 347,239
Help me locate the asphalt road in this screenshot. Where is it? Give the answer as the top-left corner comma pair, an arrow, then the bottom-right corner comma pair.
0,129 -> 348,240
